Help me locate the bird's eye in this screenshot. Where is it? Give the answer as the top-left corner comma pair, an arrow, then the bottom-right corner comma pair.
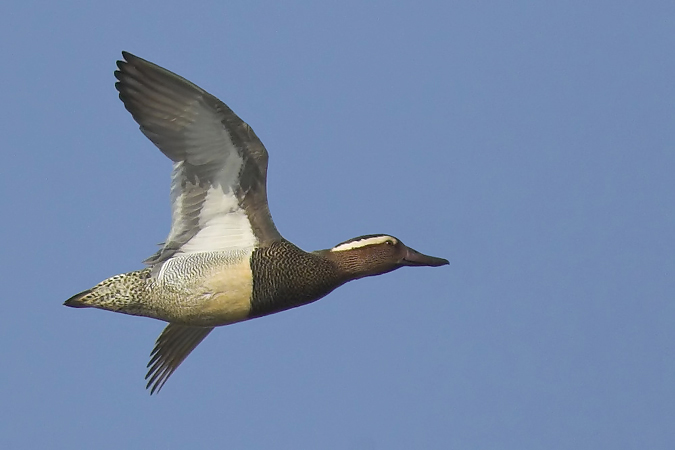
385,240 -> 394,246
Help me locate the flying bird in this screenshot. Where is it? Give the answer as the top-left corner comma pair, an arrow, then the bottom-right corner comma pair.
65,52 -> 449,394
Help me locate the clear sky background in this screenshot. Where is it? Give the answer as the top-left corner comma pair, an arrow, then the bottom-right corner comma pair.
1,1 -> 673,449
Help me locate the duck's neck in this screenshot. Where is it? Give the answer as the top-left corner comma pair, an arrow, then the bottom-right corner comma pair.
316,248 -> 398,281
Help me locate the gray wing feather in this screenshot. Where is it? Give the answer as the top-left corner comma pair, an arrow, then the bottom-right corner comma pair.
115,52 -> 280,264
145,324 -> 214,394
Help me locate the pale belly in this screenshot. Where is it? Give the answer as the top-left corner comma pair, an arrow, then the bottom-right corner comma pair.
197,259 -> 253,325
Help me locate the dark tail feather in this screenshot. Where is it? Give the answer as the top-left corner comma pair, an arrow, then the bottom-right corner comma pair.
64,289 -> 94,308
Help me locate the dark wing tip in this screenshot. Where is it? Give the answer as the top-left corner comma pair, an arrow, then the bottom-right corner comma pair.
116,51 -> 142,77
119,51 -> 145,66
143,325 -> 213,395
145,363 -> 173,395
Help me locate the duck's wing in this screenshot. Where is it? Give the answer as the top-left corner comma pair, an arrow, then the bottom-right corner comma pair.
115,52 -> 281,265
145,324 -> 213,394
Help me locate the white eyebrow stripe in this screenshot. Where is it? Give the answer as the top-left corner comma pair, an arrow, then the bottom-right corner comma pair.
330,236 -> 397,252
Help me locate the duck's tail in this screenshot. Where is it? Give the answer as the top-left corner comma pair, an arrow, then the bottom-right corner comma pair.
64,268 -> 153,314
64,288 -> 95,308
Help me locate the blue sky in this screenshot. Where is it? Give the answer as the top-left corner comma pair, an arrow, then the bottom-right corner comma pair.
1,1 -> 674,448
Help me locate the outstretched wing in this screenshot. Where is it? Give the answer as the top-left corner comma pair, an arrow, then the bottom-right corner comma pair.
145,324 -> 214,394
114,52 -> 280,265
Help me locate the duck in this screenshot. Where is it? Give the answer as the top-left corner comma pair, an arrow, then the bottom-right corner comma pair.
65,51 -> 449,394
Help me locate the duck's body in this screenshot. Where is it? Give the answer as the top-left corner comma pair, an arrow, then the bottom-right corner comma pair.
66,52 -> 448,393
69,240 -> 347,327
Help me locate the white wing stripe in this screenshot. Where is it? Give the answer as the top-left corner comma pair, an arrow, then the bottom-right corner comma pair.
176,186 -> 257,255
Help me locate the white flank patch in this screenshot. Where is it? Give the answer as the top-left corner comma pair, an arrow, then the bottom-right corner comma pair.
330,235 -> 397,252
